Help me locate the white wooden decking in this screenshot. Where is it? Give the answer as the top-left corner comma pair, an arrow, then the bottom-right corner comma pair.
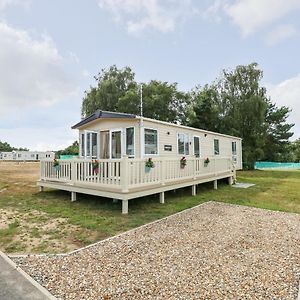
38,157 -> 236,213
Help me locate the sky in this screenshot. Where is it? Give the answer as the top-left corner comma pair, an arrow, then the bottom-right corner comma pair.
0,0 -> 299,151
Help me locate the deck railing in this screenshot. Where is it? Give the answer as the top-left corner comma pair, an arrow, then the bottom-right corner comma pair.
40,156 -> 234,192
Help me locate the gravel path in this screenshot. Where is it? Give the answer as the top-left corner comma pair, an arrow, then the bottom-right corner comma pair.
15,202 -> 300,299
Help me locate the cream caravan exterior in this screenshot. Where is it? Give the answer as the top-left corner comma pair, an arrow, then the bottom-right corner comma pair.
38,110 -> 242,214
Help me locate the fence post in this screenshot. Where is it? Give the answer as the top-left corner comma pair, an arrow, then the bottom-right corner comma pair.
161,158 -> 166,186
121,156 -> 129,192
193,157 -> 196,180
71,160 -> 77,184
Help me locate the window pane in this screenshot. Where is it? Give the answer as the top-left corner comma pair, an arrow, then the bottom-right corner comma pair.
194,137 -> 200,157
81,133 -> 85,157
91,133 -> 98,157
232,141 -> 237,155
86,133 -> 91,156
214,139 -> 219,155
100,131 -> 110,159
178,133 -> 184,154
185,135 -> 189,155
126,127 -> 134,156
145,129 -> 158,154
111,131 -> 122,158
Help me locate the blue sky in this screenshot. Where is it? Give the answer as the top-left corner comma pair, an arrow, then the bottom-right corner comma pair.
0,0 -> 299,150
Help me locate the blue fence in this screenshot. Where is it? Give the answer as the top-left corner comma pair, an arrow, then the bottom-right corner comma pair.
255,161 -> 300,170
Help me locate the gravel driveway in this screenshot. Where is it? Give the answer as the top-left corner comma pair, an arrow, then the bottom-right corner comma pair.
16,202 -> 300,299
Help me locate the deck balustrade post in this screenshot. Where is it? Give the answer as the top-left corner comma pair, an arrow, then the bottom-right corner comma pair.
121,156 -> 129,192
193,157 -> 197,179
228,176 -> 233,185
161,158 -> 166,185
71,160 -> 77,184
214,180 -> 218,190
39,186 -> 44,192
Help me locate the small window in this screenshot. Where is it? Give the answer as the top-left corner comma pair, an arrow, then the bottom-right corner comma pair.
126,127 -> 135,156
232,141 -> 237,156
214,139 -> 220,155
194,136 -> 200,157
144,128 -> 158,155
178,133 -> 189,155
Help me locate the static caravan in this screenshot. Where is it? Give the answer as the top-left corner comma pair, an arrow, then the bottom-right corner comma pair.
0,151 -> 55,161
38,110 -> 242,214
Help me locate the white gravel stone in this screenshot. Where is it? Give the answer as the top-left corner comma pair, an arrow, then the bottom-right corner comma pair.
15,202 -> 300,299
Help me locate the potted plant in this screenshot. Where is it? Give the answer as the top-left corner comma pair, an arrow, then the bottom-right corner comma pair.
53,158 -> 60,171
92,160 -> 100,174
180,156 -> 187,169
145,158 -> 155,173
204,157 -> 210,167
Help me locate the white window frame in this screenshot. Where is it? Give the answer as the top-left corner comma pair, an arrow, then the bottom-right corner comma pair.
83,130 -> 99,158
214,139 -> 220,156
177,132 -> 190,156
125,127 -> 135,158
193,135 -> 201,157
142,127 -> 159,157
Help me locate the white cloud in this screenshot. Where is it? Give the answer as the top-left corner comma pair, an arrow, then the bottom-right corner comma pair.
0,22 -> 77,115
266,24 -> 297,46
205,0 -> 300,37
267,74 -> 300,139
98,0 -> 193,34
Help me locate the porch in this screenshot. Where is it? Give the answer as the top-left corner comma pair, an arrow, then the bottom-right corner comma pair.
38,157 -> 235,214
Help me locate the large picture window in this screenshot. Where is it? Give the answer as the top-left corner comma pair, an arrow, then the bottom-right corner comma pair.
126,127 -> 135,157
214,139 -> 220,155
144,128 -> 158,155
178,133 -> 189,155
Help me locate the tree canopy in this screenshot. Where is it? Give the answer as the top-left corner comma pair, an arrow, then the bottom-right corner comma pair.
82,65 -> 189,124
0,141 -> 29,152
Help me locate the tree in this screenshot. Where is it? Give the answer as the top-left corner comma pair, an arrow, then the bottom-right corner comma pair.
189,85 -> 221,132
0,141 -> 29,152
189,63 -> 294,169
56,141 -> 79,157
82,66 -> 189,124
82,65 -> 137,117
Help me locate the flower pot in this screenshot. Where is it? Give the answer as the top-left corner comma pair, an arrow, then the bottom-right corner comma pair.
145,166 -> 151,173
54,165 -> 60,171
93,167 -> 99,174
204,163 -> 209,167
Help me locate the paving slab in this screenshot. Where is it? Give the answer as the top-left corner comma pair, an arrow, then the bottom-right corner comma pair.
0,251 -> 56,300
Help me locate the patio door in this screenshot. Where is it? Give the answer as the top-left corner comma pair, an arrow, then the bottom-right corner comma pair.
110,129 -> 122,159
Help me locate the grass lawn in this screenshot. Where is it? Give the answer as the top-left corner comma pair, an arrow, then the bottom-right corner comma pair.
0,161 -> 300,254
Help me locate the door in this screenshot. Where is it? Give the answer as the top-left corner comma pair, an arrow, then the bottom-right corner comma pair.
111,130 -> 122,159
